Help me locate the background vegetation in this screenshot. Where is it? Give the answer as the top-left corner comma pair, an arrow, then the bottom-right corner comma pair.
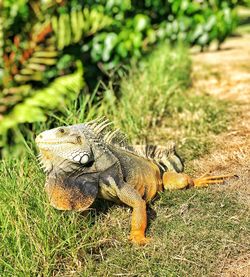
0,0 -> 241,154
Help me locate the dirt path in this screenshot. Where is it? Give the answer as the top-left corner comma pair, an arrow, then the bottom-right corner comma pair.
191,34 -> 250,201
191,34 -> 250,276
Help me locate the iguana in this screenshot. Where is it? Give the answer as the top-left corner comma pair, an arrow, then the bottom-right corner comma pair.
35,118 -> 232,245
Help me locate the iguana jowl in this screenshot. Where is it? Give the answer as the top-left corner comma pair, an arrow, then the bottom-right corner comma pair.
36,118 -> 231,245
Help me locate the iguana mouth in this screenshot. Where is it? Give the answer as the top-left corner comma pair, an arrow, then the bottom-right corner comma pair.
36,141 -> 78,154
35,136 -> 78,146
36,140 -> 73,145
35,131 -> 75,145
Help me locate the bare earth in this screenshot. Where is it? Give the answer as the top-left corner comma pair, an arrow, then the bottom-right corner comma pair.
191,34 -> 250,276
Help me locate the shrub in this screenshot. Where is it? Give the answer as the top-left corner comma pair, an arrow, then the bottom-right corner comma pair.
0,0 -> 240,151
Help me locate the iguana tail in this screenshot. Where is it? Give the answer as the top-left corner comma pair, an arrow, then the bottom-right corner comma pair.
132,143 -> 234,191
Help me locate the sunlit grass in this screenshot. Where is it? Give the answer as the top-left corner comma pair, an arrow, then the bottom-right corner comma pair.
0,157 -> 249,276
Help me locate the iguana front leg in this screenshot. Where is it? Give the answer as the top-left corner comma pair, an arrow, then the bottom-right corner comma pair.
118,184 -> 150,245
107,177 -> 150,245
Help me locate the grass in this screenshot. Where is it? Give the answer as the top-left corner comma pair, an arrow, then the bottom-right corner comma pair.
75,44 -> 230,162
1,157 -> 249,276
1,43 -> 247,276
148,88 -> 231,162
99,44 -> 192,140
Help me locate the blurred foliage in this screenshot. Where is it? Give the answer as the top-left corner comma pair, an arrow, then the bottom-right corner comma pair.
0,62 -> 83,137
0,0 -> 241,151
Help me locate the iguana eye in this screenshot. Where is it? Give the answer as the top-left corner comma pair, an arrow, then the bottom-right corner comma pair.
57,128 -> 67,136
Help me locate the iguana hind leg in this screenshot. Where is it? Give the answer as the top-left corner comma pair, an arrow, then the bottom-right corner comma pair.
163,171 -> 234,190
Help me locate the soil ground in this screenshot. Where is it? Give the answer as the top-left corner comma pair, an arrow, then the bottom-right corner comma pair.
191,33 -> 250,276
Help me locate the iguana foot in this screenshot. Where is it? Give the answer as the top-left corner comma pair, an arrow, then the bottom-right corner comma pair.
129,233 -> 151,245
193,173 -> 235,188
163,172 -> 234,190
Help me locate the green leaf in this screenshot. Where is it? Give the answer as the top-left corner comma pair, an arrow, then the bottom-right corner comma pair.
0,62 -> 84,133
133,14 -> 150,32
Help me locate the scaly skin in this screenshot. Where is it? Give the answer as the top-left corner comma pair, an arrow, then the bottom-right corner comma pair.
36,119 -> 233,245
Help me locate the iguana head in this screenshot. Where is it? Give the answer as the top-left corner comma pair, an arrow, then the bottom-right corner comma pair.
36,124 -> 99,211
35,119 -> 117,211
36,124 -> 93,174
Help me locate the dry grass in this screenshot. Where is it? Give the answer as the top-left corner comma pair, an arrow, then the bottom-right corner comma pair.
221,253 -> 250,277
190,33 -> 250,203
189,33 -> 250,276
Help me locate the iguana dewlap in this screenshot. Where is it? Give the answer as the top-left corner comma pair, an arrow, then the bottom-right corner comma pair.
36,118 -> 231,245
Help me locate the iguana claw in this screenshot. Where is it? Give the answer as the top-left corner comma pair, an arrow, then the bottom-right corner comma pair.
193,173 -> 234,188
129,234 -> 151,245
